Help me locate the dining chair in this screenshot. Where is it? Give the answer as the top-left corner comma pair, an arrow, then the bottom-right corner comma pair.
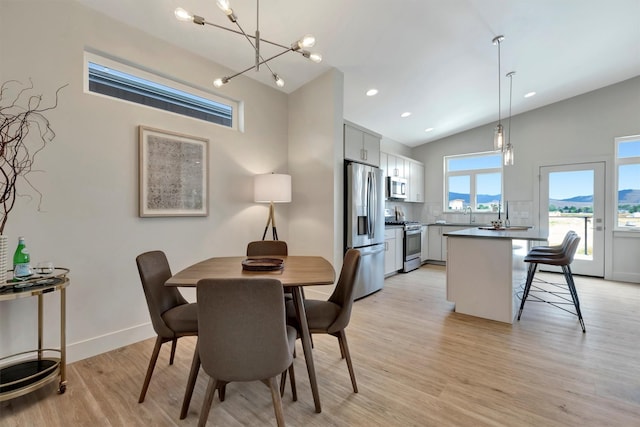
246,240 -> 289,257
135,250 -> 198,403
517,231 -> 585,332
246,240 -> 299,301
195,278 -> 297,427
285,248 -> 361,393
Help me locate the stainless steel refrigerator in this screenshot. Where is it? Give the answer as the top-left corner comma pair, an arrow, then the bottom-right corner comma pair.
345,161 -> 385,299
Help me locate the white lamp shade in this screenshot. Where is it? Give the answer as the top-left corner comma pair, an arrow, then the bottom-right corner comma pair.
254,173 -> 292,203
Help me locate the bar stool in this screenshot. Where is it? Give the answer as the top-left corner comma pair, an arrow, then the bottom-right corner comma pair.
517,231 -> 586,332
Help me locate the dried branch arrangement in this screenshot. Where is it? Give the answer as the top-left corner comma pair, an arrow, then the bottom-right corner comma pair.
0,80 -> 67,234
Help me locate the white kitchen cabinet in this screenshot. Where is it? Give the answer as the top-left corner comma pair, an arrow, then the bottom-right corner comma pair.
386,153 -> 405,178
421,225 -> 428,262
384,228 -> 404,275
344,123 -> 380,166
428,226 -> 444,261
427,225 -> 470,262
395,228 -> 403,270
408,160 -> 424,203
384,229 -> 397,275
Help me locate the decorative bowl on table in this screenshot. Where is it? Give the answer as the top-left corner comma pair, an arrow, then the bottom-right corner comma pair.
241,257 -> 285,271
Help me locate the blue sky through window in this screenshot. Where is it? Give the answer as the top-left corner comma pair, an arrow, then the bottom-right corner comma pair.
619,140 -> 640,158
549,170 -> 594,199
447,153 -> 501,172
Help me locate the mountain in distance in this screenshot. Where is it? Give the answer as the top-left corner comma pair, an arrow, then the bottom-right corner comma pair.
618,189 -> 640,203
448,192 -> 500,204
449,189 -> 640,205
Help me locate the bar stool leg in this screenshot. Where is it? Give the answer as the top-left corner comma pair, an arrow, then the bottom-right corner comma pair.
518,262 -> 537,320
562,265 -> 586,333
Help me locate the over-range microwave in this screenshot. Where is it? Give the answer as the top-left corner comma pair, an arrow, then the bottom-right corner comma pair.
386,176 -> 407,199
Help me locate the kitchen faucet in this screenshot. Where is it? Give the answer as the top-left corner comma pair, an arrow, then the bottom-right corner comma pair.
464,206 -> 473,224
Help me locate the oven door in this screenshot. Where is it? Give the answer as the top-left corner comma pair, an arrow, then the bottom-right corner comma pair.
403,228 -> 422,272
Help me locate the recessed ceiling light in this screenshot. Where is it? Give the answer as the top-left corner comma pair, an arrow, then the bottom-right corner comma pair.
424,128 -> 434,132
401,112 -> 411,118
366,89 -> 378,96
524,91 -> 536,98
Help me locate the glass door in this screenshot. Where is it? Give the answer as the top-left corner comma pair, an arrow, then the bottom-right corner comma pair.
539,162 -> 605,276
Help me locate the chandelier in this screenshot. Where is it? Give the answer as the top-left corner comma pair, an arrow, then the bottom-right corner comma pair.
174,0 -> 322,89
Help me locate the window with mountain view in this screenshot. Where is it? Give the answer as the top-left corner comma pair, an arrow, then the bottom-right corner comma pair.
445,152 -> 502,212
615,136 -> 640,229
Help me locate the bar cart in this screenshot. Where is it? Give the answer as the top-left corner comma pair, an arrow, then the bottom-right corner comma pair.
0,268 -> 70,401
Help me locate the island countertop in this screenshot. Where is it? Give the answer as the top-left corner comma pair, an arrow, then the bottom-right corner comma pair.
444,227 -> 547,241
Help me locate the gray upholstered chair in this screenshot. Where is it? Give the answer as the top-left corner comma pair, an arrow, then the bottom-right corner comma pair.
246,240 -> 289,257
195,278 -> 296,427
246,240 -> 297,301
136,250 -> 198,403
286,248 -> 361,393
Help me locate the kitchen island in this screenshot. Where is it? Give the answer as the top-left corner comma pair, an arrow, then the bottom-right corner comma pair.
444,227 -> 547,324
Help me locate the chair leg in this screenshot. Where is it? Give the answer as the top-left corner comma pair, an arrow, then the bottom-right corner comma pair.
138,335 -> 164,403
279,363 -> 297,401
563,265 -> 586,333
198,377 -> 218,427
517,262 -> 537,320
336,330 -> 358,393
288,363 -> 297,401
180,341 -> 201,419
279,370 -> 287,397
267,376 -> 286,427
169,338 -> 178,365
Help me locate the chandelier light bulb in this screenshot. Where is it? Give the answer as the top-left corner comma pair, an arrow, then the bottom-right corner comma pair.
216,0 -> 232,13
308,52 -> 322,63
301,50 -> 322,63
274,74 -> 285,88
174,7 -> 193,22
213,77 -> 228,88
300,34 -> 316,48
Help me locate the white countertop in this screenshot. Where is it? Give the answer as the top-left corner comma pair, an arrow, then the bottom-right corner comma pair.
443,227 -> 547,241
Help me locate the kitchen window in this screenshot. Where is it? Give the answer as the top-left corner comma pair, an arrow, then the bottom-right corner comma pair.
445,152 -> 502,212
615,135 -> 640,229
84,51 -> 237,128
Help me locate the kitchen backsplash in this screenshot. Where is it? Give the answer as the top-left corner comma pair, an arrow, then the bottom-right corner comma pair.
414,200 -> 534,225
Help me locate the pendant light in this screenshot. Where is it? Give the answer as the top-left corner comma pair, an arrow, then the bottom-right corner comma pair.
492,35 -> 505,151
503,71 -> 515,166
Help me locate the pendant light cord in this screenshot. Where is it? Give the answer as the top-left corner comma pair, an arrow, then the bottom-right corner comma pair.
508,72 -> 512,143
497,39 -> 502,126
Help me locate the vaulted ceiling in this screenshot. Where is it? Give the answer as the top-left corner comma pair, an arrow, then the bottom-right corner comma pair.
77,0 -> 640,147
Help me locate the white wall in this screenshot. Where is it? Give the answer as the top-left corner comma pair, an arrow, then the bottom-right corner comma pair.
288,69 -> 345,268
412,76 -> 640,281
0,1 -> 338,361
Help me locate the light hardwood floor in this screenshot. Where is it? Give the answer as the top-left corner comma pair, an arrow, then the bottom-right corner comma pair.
2,265 -> 639,426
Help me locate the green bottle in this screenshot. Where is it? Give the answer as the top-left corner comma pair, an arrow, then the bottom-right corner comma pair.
13,236 -> 33,279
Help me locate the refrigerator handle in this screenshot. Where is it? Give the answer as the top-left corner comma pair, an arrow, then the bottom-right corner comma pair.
367,172 -> 378,239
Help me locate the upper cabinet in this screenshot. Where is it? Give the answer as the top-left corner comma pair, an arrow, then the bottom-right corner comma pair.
381,151 -> 424,203
386,153 -> 406,178
408,160 -> 424,203
344,122 -> 381,167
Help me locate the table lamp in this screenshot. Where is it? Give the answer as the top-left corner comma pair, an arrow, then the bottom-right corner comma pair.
254,173 -> 291,240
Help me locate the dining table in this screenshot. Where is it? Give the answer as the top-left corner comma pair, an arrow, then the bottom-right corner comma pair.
165,255 -> 336,414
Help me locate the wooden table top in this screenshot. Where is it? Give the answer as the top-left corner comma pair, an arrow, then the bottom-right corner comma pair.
165,255 -> 336,288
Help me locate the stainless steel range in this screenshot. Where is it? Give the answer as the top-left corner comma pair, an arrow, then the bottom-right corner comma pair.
385,219 -> 422,273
